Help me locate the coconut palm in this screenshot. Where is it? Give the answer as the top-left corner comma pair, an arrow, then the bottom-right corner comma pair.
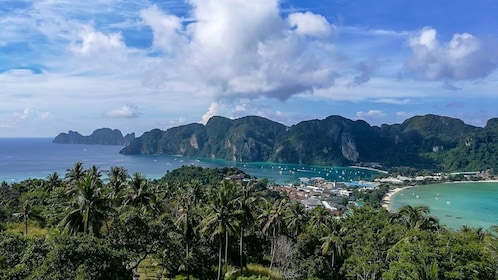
258,197 -> 289,270
60,174 -> 113,236
125,172 -> 155,211
397,205 -> 439,230
13,200 -> 45,236
65,161 -> 85,184
234,180 -> 260,268
308,205 -> 333,234
174,183 -> 201,278
200,181 -> 241,280
321,219 -> 346,279
107,166 -> 129,205
285,200 -> 308,239
86,164 -> 103,180
44,172 -> 62,191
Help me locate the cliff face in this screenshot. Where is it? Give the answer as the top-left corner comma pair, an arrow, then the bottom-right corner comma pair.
53,128 -> 135,145
119,114 -> 494,171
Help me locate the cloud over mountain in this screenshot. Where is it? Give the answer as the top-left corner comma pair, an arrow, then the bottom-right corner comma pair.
405,27 -> 498,81
141,0 -> 336,102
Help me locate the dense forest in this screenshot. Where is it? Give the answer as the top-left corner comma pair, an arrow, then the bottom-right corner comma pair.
119,115 -> 498,173
1,165 -> 497,279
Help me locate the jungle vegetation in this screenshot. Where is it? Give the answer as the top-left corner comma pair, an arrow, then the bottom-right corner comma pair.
0,164 -> 497,279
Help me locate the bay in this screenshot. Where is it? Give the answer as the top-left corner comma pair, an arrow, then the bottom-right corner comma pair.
389,182 -> 498,230
0,138 -> 378,184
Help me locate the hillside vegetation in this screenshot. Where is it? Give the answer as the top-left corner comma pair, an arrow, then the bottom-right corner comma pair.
120,114 -> 498,173
1,165 -> 497,279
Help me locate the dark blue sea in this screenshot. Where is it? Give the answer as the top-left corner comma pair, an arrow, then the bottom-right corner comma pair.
0,138 -> 380,184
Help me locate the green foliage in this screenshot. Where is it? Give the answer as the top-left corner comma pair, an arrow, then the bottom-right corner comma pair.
1,165 -> 497,280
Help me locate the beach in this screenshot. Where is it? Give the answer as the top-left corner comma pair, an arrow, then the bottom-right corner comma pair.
382,186 -> 413,211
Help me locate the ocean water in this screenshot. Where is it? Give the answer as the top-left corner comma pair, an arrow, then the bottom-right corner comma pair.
389,182 -> 498,230
0,138 -> 378,184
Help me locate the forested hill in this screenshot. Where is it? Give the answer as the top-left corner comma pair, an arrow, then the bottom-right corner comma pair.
120,114 -> 498,172
54,128 -> 135,145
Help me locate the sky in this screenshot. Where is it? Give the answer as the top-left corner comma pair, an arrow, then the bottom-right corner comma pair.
1,0 -> 498,137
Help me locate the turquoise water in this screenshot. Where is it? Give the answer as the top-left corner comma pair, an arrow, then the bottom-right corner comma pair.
390,182 -> 498,230
0,138 -> 379,184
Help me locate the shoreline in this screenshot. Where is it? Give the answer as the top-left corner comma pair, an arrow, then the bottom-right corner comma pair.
381,185 -> 414,211
381,179 -> 498,211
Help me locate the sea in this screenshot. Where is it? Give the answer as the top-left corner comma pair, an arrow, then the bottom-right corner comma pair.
0,138 -> 378,185
389,182 -> 498,230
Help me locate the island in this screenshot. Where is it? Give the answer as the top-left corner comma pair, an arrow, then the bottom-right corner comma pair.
53,128 -> 135,145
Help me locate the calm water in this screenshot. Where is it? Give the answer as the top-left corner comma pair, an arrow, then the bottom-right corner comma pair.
390,182 -> 498,230
0,138 -> 378,184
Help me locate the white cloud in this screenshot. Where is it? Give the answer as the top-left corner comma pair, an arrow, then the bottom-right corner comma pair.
13,108 -> 50,121
405,27 -> 498,81
201,102 -> 223,124
287,11 -> 333,37
139,5 -> 186,53
104,105 -> 141,118
70,26 -> 125,55
141,0 -> 337,101
374,98 -> 412,105
356,110 -> 386,119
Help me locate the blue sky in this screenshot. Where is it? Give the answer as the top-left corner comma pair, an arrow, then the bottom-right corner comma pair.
1,0 -> 498,137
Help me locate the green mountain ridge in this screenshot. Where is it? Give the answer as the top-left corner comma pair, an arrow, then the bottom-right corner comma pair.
54,128 -> 135,145
120,114 -> 498,172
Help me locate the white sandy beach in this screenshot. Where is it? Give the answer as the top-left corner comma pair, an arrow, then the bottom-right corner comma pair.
382,186 -> 413,211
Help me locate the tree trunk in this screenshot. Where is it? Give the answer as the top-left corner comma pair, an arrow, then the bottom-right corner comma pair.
239,227 -> 244,268
186,242 -> 190,280
270,227 -> 276,270
225,231 -> 229,264
24,215 -> 28,236
331,252 -> 335,280
217,235 -> 223,280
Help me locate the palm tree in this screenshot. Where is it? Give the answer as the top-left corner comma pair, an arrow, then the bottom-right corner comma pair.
173,184 -> 201,278
65,161 -> 85,184
285,200 -> 308,239
44,172 -> 62,191
86,165 -> 102,180
125,172 -> 154,211
200,181 -> 241,280
258,197 -> 289,270
13,200 -> 44,236
60,174 -> 113,236
234,180 -> 260,268
397,205 -> 439,230
107,166 -> 129,205
308,205 -> 333,234
321,219 -> 346,279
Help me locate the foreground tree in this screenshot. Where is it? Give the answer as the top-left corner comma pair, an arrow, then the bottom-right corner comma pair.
60,174 -> 112,236
258,197 -> 289,270
200,181 -> 241,280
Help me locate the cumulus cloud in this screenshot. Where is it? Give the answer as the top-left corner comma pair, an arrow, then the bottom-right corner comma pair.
70,26 -> 125,55
142,0 -> 336,102
104,105 -> 141,118
287,11 -> 333,37
140,5 -> 186,53
201,102 -> 223,124
405,27 -> 498,81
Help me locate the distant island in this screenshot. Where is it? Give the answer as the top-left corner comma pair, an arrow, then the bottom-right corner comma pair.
120,114 -> 498,173
53,128 -> 135,146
